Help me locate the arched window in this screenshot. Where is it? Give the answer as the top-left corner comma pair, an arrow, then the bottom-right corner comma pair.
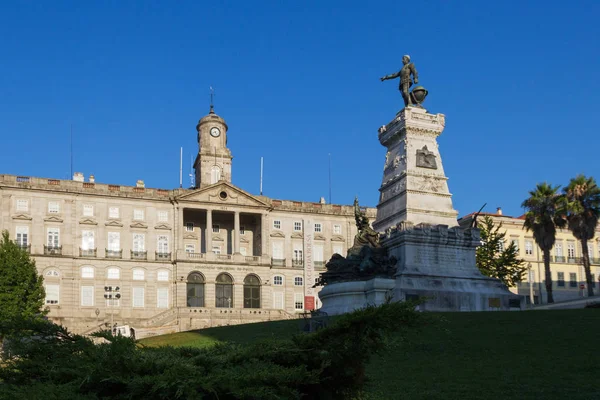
210,166 -> 221,184
132,268 -> 145,281
273,275 -> 283,286
243,274 -> 261,309
215,273 -> 233,308
157,270 -> 169,282
45,269 -> 59,277
187,272 -> 205,307
107,267 -> 120,280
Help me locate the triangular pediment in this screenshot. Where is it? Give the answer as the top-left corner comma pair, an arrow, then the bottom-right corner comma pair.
104,220 -> 123,227
270,231 -> 285,238
213,235 -> 224,242
331,235 -> 345,242
314,234 -> 327,241
130,222 -> 148,229
12,213 -> 32,221
44,215 -> 64,223
291,232 -> 304,239
240,237 -> 249,243
183,232 -> 198,240
176,182 -> 270,208
80,218 -> 98,225
154,223 -> 172,230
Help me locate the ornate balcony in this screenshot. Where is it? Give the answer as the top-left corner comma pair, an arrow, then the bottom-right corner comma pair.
156,251 -> 171,261
271,258 -> 286,267
17,244 -> 31,254
314,261 -> 326,269
554,256 -> 566,263
567,257 -> 582,264
79,248 -> 97,257
44,245 -> 62,256
592,258 -> 600,265
105,249 -> 123,259
131,250 -> 147,260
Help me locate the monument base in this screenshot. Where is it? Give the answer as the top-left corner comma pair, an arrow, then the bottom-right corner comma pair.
318,278 -> 395,315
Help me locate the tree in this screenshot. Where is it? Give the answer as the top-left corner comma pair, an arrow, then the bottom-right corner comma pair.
0,230 -> 46,325
561,175 -> 600,297
522,183 -> 566,303
476,216 -> 526,287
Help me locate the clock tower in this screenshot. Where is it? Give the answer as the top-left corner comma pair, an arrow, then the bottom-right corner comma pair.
194,104 -> 233,188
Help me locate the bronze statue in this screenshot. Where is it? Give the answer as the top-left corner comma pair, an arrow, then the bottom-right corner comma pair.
381,55 -> 419,107
317,197 -> 396,285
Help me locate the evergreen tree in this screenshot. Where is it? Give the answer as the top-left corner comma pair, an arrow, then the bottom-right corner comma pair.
476,216 -> 527,287
0,230 -> 46,324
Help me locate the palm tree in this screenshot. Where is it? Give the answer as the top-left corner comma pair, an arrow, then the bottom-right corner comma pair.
522,183 -> 566,303
561,175 -> 600,297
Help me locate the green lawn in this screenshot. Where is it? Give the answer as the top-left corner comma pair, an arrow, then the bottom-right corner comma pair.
140,310 -> 600,400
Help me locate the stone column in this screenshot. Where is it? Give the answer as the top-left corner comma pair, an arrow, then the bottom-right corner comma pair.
206,209 -> 212,254
261,213 -> 267,256
177,206 -> 184,253
234,211 -> 240,254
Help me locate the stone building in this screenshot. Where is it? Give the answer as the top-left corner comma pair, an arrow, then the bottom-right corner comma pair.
458,208 -> 600,304
0,106 -> 370,336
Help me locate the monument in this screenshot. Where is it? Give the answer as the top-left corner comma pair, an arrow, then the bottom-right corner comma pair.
318,56 -> 521,313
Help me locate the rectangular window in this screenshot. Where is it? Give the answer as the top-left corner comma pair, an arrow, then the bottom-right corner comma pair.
16,199 -> 29,212
47,227 -> 60,247
212,245 -> 221,254
528,270 -> 535,282
240,225 -> 245,235
157,287 -> 168,308
157,270 -> 169,281
511,239 -> 519,252
16,226 -> 28,246
273,276 -> 283,286
157,211 -> 168,222
107,232 -> 120,251
569,273 -> 577,287
294,293 -> 304,310
273,220 -> 281,230
133,209 -> 144,220
525,240 -> 534,256
81,230 -> 95,250
293,249 -> 303,262
186,222 -> 194,232
567,243 -> 576,258
157,235 -> 169,253
314,223 -> 322,233
48,201 -> 59,214
557,272 -> 565,287
212,224 -> 220,233
555,243 -> 563,257
272,241 -> 283,260
132,287 -> 145,308
333,244 -> 344,257
81,286 -> 94,306
294,277 -> 303,286
314,244 -> 324,262
83,204 -> 94,217
294,222 -> 302,232
45,284 -> 59,305
273,292 -> 284,309
333,224 -> 341,235
133,233 -> 145,251
109,207 -> 120,219
107,268 -> 120,279
106,297 -> 120,307
185,244 -> 195,253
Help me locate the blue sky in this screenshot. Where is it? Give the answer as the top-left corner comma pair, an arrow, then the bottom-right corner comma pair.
1,1 -> 599,217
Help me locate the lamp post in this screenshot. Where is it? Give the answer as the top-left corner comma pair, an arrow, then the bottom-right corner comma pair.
528,262 -> 534,306
104,286 -> 121,333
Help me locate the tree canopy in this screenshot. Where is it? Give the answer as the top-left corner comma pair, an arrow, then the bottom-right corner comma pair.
476,216 -> 526,287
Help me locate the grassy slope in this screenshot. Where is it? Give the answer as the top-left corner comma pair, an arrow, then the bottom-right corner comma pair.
140,310 -> 600,400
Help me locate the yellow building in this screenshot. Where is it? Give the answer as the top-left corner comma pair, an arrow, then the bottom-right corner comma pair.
458,208 -> 600,304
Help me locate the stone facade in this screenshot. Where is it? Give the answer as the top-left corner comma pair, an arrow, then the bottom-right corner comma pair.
0,108 -> 371,337
458,210 -> 600,304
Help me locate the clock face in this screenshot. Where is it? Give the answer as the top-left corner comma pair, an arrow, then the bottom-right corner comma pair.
210,127 -> 221,138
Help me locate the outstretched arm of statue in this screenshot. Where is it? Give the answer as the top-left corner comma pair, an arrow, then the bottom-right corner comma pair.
380,71 -> 400,81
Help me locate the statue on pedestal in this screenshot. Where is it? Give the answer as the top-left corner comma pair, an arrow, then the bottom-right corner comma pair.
317,198 -> 396,285
381,55 -> 428,108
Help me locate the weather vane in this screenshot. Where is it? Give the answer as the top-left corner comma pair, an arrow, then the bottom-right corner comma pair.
209,86 -> 215,112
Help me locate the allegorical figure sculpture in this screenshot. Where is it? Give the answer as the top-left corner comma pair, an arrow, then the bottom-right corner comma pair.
381,55 -> 427,108
317,197 -> 396,285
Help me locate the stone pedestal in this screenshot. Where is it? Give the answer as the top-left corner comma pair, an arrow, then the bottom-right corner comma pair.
373,107 -> 458,232
383,223 -> 521,311
318,278 -> 395,315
